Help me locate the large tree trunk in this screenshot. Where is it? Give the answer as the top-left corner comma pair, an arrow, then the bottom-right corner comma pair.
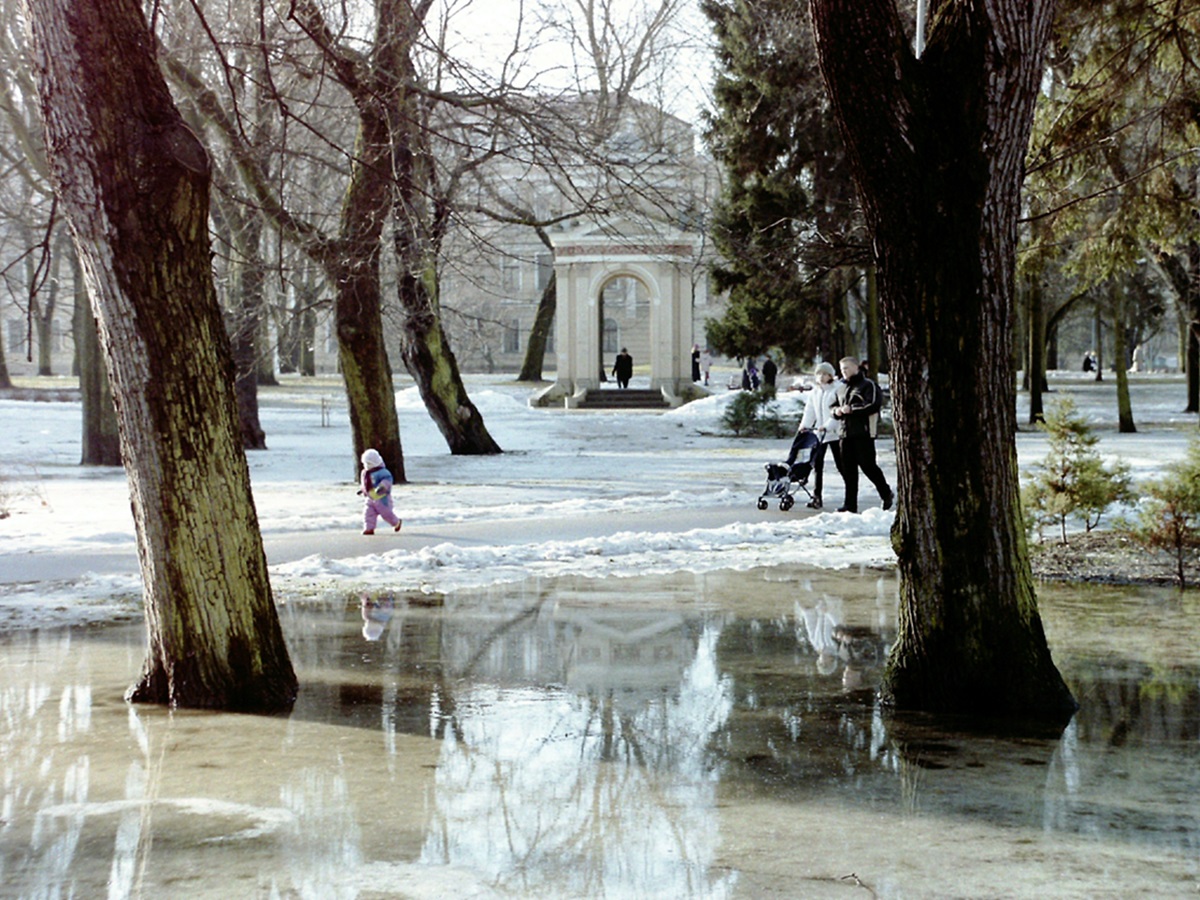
72,250 -> 120,466
810,0 -> 1075,718
161,20 -> 404,479
384,269 -> 501,454
27,0 -> 296,711
329,101 -> 404,479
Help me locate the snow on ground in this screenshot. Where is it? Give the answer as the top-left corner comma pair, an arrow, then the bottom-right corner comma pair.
0,369 -> 1195,630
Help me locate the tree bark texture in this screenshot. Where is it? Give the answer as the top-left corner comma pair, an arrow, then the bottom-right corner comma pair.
161,23 -> 405,479
810,0 -> 1075,718
222,207 -> 268,450
26,0 -> 296,711
331,111 -> 406,479
73,261 -> 120,466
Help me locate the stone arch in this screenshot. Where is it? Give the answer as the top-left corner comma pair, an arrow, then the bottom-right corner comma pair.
535,222 -> 700,407
595,268 -> 655,372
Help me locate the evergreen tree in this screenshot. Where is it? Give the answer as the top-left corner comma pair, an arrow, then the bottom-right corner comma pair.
1131,439 -> 1200,588
1023,398 -> 1133,545
701,0 -> 862,363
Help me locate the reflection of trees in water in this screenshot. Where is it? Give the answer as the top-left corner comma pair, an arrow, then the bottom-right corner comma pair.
1,630 -> 97,895
420,615 -> 736,898
279,583 -> 1200,873
1043,663 -> 1200,851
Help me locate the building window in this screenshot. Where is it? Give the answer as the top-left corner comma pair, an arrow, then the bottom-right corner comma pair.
504,319 -> 520,354
501,259 -> 522,294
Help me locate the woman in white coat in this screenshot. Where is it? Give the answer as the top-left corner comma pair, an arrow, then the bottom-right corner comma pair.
788,361 -> 842,508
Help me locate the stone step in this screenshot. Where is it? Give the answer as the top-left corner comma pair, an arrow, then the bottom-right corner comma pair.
577,388 -> 669,409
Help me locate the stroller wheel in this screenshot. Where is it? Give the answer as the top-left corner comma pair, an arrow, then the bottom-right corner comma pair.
756,498 -> 769,511
780,495 -> 795,511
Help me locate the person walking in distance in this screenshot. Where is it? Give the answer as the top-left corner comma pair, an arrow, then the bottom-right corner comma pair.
761,355 -> 778,389
612,348 -> 633,389
786,361 -> 841,509
831,357 -> 893,514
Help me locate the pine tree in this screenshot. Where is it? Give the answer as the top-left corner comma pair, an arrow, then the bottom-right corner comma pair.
1131,439 -> 1200,588
700,0 -> 861,362
1023,398 -> 1133,545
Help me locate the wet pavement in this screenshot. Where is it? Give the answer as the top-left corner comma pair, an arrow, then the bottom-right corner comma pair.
2,568 -> 1199,898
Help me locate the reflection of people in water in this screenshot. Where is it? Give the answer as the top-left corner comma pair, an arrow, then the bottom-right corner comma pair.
361,594 -> 395,641
832,623 -> 881,693
799,598 -> 886,690
797,595 -> 844,675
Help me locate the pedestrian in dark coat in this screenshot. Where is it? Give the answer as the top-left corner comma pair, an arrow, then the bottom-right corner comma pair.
762,356 -> 777,388
612,348 -> 633,389
831,357 -> 893,513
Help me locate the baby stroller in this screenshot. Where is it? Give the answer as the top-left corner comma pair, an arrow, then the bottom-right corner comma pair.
757,430 -> 819,511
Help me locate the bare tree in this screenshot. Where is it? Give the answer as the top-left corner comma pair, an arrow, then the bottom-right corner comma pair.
24,0 -> 296,710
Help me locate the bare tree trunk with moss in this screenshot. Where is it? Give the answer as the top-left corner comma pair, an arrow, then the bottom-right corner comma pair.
72,250 -> 120,465
162,13 -> 404,479
518,271 -> 557,383
518,229 -> 558,383
385,0 -> 500,455
27,0 -> 296,711
218,204 -> 269,450
811,0 -> 1075,719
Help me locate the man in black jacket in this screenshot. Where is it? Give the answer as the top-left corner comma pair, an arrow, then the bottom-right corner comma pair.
832,356 -> 893,513
612,348 -> 633,389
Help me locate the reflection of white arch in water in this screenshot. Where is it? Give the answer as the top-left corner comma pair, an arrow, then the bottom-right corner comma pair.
534,222 -> 701,408
419,623 -> 736,897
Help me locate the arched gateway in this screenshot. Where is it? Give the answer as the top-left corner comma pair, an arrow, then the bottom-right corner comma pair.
532,220 -> 704,408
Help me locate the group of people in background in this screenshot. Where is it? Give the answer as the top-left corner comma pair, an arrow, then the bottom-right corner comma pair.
357,349 -> 891,540
783,356 -> 893,514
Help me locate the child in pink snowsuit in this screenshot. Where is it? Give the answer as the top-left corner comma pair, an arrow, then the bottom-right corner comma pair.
359,448 -> 402,535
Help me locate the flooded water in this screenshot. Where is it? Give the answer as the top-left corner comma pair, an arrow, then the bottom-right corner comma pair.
2,569 -> 1199,898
